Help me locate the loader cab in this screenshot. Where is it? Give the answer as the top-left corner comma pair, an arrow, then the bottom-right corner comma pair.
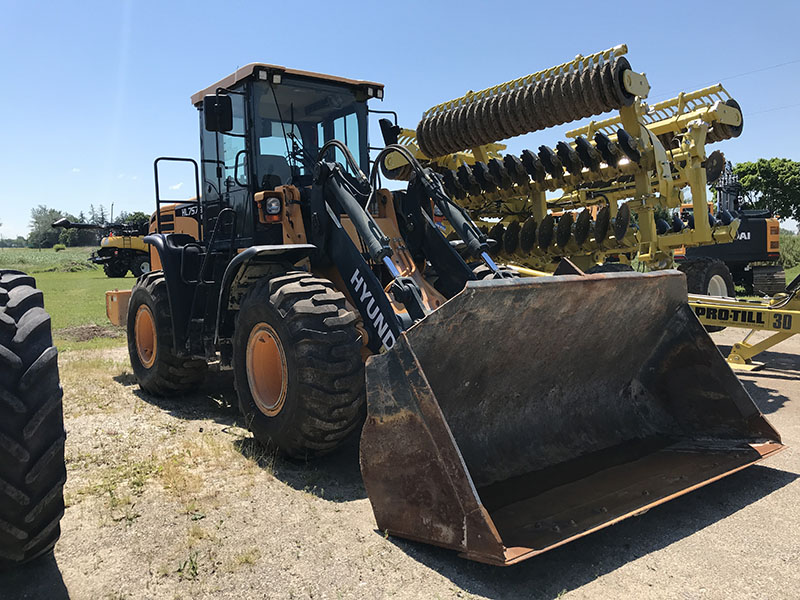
193,64 -> 383,248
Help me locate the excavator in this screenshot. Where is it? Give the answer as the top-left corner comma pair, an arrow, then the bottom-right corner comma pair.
109,54 -> 782,565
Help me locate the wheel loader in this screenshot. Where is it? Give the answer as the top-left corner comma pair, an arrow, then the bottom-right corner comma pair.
114,62 -> 783,565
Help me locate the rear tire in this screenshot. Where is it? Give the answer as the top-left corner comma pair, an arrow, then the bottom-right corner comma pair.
232,271 -> 365,459
752,265 -> 786,297
0,271 -> 66,569
103,260 -> 128,278
127,271 -> 206,396
678,258 -> 735,332
129,254 -> 151,279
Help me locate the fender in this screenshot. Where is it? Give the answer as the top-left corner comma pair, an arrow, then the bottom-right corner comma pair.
214,244 -> 317,342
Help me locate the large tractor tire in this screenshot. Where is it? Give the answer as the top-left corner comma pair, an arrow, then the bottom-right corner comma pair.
103,260 -> 129,278
127,272 -> 206,396
752,265 -> 786,297
678,258 -> 735,332
232,271 -> 365,459
129,254 -> 152,279
0,271 -> 66,568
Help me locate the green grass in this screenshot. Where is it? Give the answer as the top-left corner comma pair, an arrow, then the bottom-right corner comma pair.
2,247 -> 138,350
787,265 -> 800,287
32,269 -> 135,352
0,246 -> 97,272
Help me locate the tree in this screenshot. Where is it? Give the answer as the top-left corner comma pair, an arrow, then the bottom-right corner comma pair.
27,206 -> 65,248
117,210 -> 151,234
733,158 -> 800,221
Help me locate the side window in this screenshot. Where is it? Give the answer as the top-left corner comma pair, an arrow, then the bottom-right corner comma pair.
318,112 -> 361,174
220,94 -> 248,187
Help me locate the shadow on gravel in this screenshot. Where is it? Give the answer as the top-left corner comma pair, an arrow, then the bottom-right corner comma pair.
385,464 -> 798,600
114,368 -> 368,502
114,369 -> 240,425
234,436 -> 368,503
0,551 -> 70,600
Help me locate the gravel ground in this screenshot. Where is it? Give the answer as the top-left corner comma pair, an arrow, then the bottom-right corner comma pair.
2,328 -> 799,600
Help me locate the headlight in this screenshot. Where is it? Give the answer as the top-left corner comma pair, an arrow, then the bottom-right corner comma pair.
266,197 -> 282,215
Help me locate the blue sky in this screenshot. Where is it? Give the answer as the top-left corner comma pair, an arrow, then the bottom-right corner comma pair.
1,0 -> 799,238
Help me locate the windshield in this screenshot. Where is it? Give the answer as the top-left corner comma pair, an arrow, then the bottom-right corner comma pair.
252,77 -> 368,188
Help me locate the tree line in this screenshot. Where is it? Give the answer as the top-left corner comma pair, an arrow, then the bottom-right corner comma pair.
0,205 -> 150,248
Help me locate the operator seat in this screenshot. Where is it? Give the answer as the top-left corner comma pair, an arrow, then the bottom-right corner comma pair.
257,155 -> 291,190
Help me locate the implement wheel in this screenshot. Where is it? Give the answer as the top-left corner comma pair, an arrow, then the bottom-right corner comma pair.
472,264 -> 519,280
232,271 -> 365,458
103,260 -> 128,278
0,271 -> 66,568
678,258 -> 735,332
126,271 -> 206,396
130,254 -> 151,279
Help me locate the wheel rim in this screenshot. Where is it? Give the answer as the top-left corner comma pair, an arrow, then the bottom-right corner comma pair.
134,305 -> 157,368
246,323 -> 288,417
708,274 -> 728,297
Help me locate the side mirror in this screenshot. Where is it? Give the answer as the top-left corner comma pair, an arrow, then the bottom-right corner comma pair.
378,118 -> 401,146
203,95 -> 233,133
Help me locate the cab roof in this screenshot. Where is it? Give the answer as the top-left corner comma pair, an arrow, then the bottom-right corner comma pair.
191,63 -> 384,106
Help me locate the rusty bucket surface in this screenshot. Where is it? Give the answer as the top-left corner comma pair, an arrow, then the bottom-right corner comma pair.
359,270 -> 783,565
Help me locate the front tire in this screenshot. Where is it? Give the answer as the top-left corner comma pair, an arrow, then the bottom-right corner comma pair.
127,272 -> 206,396
232,272 -> 365,458
0,271 -> 66,568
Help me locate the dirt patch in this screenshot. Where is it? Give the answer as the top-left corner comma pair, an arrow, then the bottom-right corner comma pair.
57,324 -> 123,342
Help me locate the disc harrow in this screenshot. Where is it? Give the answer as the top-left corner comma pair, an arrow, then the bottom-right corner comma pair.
437,128 -> 644,199
416,56 -> 637,158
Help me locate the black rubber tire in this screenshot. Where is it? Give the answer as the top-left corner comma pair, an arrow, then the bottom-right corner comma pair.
232,272 -> 365,459
103,260 -> 129,278
0,271 -> 66,569
678,258 -> 735,332
752,265 -> 786,297
586,263 -> 635,274
127,271 -> 206,396
677,258 -> 735,297
129,254 -> 151,279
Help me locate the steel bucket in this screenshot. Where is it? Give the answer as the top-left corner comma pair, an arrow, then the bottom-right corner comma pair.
360,270 -> 783,565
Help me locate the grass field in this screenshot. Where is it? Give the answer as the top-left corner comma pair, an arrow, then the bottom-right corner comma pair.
1,247 -> 135,351
787,265 -> 800,287
0,246 -> 97,272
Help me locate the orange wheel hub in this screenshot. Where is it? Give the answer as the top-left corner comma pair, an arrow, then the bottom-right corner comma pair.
246,323 -> 288,417
134,304 -> 157,369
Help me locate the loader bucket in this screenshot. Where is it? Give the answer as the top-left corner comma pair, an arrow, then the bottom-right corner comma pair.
360,270 -> 783,566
